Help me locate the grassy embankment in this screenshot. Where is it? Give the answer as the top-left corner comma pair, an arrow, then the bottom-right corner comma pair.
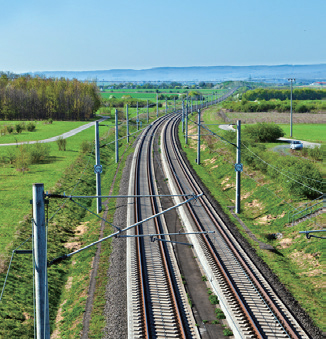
0,110 -> 155,337
179,106 -> 325,331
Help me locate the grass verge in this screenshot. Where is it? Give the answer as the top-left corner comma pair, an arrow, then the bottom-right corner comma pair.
179,115 -> 325,331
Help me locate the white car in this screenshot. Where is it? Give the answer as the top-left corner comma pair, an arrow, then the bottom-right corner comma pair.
290,140 -> 303,150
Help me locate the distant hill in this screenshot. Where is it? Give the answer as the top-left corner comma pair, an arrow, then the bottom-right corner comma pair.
28,64 -> 326,82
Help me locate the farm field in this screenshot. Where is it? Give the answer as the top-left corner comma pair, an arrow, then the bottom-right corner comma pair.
101,88 -> 228,101
223,112 -> 325,143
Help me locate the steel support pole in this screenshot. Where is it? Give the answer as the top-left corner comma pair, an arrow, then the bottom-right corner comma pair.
235,120 -> 241,214
126,104 -> 129,143
33,183 -> 50,339
197,109 -> 201,165
185,103 -> 188,145
136,101 -> 139,131
115,109 -> 119,164
165,98 -> 167,115
174,98 -> 176,112
289,79 -> 294,137
156,94 -> 158,117
182,100 -> 185,132
95,121 -> 102,213
147,100 -> 149,123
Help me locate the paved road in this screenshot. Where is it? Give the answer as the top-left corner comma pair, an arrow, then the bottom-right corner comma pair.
277,137 -> 321,148
0,117 -> 109,147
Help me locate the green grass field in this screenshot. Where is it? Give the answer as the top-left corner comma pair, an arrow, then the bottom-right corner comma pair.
0,121 -> 97,144
280,123 -> 325,143
0,126 -> 100,255
182,108 -> 325,331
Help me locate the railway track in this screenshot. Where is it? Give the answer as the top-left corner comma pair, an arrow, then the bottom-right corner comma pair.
160,113 -> 312,339
126,115 -> 199,338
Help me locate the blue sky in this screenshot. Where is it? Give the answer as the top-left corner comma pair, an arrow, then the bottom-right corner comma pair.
1,0 -> 325,73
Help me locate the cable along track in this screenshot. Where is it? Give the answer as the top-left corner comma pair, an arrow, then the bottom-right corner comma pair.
160,113 -> 311,339
127,115 -> 198,339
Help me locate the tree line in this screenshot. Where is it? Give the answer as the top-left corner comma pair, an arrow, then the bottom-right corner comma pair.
0,75 -> 101,121
242,88 -> 326,101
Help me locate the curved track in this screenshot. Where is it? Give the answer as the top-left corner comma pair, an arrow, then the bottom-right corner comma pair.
160,113 -> 311,339
127,115 -> 198,338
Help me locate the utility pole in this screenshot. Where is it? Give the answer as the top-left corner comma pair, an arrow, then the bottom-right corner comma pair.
115,109 -> 119,164
185,102 -> 188,145
235,120 -> 242,214
165,98 -> 167,115
147,100 -> 149,123
196,109 -> 201,165
95,121 -> 102,213
126,104 -> 129,143
288,78 -> 295,137
182,100 -> 185,132
33,183 -> 50,339
156,94 -> 158,118
136,101 -> 139,131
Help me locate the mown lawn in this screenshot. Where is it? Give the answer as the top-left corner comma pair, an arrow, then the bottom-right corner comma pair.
0,120 -> 97,144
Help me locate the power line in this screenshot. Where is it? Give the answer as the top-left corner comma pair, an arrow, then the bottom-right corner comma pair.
241,143 -> 323,194
242,143 -> 325,184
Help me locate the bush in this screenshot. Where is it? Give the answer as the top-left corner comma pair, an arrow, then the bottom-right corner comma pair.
28,143 -> 51,164
308,146 -> 322,161
209,294 -> 219,304
56,136 -> 67,151
26,122 -> 36,132
223,328 -> 233,336
80,140 -> 93,153
15,123 -> 23,134
244,122 -> 285,142
215,308 -> 226,319
267,157 -> 322,199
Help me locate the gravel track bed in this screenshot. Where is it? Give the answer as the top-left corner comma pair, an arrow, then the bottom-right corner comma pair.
175,129 -> 323,339
102,152 -> 133,339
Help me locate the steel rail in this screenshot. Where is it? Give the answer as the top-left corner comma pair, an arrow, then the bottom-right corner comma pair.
163,115 -> 264,338
146,123 -> 187,338
132,114 -> 189,338
165,113 -> 305,338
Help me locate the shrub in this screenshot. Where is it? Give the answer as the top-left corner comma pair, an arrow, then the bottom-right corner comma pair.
26,122 -> 36,132
15,123 -> 23,134
6,125 -> 14,134
201,275 -> 207,281
267,157 -> 322,199
215,308 -> 226,319
56,136 -> 67,151
47,118 -> 53,124
80,140 -> 93,153
223,328 -> 233,336
308,146 -> 322,162
28,143 -> 51,164
15,145 -> 30,172
295,104 -> 309,113
244,122 -> 285,142
209,294 -> 219,304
